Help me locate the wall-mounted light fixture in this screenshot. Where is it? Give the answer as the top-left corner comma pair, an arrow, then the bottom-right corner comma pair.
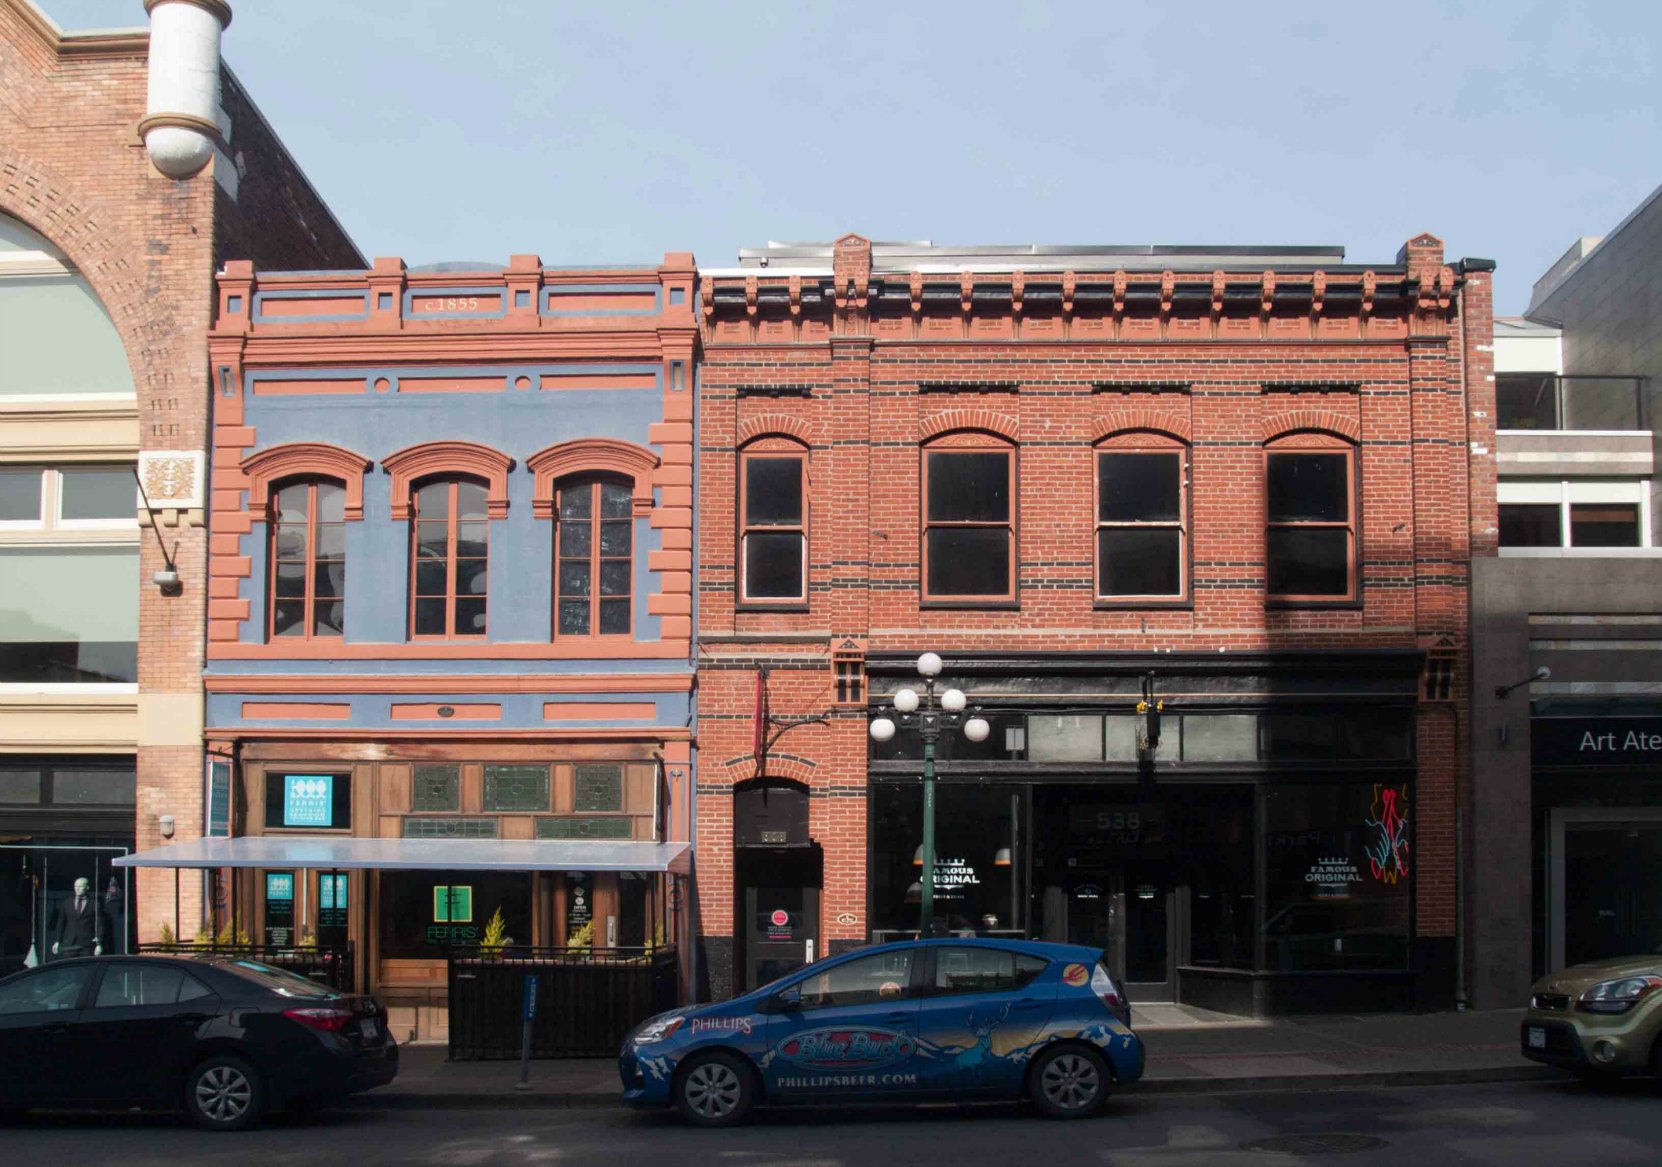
133,466 -> 183,596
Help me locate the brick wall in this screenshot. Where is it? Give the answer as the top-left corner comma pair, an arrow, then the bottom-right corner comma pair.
696,234 -> 1491,1000
0,4 -> 360,943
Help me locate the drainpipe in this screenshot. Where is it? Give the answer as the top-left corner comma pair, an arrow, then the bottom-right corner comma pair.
140,0 -> 232,179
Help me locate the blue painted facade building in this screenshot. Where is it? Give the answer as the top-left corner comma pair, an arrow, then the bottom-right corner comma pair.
193,254 -> 697,1038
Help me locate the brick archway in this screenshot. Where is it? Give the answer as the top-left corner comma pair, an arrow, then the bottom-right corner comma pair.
0,146 -> 192,396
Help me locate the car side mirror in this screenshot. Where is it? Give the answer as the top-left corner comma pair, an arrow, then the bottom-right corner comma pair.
775,986 -> 803,1011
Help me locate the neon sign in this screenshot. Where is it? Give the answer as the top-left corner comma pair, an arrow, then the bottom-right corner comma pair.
1363,784 -> 1410,884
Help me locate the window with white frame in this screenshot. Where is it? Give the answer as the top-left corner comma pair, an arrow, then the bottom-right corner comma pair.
0,464 -> 136,531
1498,480 -> 1651,550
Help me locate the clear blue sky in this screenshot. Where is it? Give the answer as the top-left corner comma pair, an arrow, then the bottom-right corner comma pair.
49,0 -> 1661,314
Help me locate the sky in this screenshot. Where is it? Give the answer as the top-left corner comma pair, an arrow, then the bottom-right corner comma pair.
46,0 -> 1662,314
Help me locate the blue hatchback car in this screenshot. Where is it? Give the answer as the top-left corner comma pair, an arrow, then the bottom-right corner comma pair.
620,937 -> 1143,1125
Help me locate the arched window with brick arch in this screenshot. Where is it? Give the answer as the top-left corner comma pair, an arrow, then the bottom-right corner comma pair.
268,478 -> 348,639
921,431 -> 1016,603
1264,430 -> 1359,603
1095,430 -> 1189,604
739,436 -> 808,606
527,439 -> 659,639
553,474 -> 635,637
241,443 -> 370,642
410,476 -> 491,638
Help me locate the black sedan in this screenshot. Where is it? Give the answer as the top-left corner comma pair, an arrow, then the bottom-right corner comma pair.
0,954 -> 397,1130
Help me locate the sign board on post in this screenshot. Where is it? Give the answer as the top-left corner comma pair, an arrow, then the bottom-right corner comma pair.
518,974 -> 538,1091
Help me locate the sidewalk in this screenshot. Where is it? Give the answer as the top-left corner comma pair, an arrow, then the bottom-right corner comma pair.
357,1006 -> 1553,1109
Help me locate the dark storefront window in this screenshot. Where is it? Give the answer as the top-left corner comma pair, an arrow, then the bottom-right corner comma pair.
378,869 -> 531,957
1263,784 -> 1411,971
1184,787 -> 1255,970
869,782 -> 1023,940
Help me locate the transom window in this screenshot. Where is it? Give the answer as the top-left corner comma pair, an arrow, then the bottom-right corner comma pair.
271,479 -> 346,639
923,441 -> 1015,601
0,463 -> 135,530
1097,447 -> 1186,600
1265,445 -> 1357,601
740,448 -> 806,604
555,476 -> 632,637
1497,479 -> 1650,550
411,478 -> 489,638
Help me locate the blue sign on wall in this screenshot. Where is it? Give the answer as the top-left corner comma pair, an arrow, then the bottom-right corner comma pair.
265,872 -> 294,902
283,774 -> 334,827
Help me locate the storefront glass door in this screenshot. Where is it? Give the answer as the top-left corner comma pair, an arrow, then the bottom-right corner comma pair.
1553,811 -> 1662,968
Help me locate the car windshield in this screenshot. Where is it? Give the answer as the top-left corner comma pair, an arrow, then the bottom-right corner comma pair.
222,959 -> 340,1000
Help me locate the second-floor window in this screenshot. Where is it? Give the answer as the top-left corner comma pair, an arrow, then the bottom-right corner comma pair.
740,449 -> 806,604
1097,446 -> 1187,601
1265,444 -> 1357,602
411,478 -> 488,638
271,479 -> 346,638
922,440 -> 1015,602
556,476 -> 632,636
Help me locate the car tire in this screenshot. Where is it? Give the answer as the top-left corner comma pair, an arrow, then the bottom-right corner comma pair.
1029,1044 -> 1111,1119
184,1055 -> 266,1132
673,1051 -> 755,1127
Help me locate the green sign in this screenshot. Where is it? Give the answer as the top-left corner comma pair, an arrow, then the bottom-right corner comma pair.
433,884 -> 473,923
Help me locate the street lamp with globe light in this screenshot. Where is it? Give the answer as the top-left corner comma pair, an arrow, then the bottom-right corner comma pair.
869,652 -> 989,937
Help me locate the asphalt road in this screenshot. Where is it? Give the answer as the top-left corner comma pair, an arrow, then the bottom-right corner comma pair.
5,1079 -> 1662,1166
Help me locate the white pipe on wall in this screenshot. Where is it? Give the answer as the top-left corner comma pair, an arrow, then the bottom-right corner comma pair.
140,0 -> 233,179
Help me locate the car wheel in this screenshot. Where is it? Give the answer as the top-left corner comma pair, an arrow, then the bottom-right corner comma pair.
185,1055 -> 265,1132
1029,1044 -> 1110,1118
673,1051 -> 755,1127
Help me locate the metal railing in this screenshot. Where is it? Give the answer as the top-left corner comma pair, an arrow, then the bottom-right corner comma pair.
1496,374 -> 1646,432
138,941 -> 355,992
447,945 -> 678,1060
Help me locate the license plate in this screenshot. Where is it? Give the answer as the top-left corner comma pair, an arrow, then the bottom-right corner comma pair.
1527,1027 -> 1546,1049
361,1018 -> 379,1040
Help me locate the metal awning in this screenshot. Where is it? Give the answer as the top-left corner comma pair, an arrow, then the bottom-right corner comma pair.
112,836 -> 691,875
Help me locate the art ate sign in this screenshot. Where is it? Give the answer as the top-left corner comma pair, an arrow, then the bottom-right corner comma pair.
1533,718 -> 1662,768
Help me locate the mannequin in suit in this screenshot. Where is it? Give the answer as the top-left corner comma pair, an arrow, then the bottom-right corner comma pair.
50,877 -> 103,959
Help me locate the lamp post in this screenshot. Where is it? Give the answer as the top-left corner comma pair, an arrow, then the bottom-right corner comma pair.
869,653 -> 990,937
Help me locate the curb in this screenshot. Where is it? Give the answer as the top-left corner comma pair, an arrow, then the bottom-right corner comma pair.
349,1065 -> 1561,1111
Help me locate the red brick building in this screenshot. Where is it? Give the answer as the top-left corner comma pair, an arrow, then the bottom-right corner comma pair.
0,0 -> 360,968
695,234 -> 1495,1012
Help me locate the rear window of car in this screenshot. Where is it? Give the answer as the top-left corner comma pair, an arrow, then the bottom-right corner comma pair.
220,960 -> 340,1000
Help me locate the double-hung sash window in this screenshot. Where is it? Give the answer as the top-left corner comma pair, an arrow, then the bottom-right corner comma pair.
271,479 -> 346,638
1097,448 -> 1186,600
1265,446 -> 1357,601
740,450 -> 806,604
923,442 -> 1015,601
411,478 -> 488,638
556,476 -> 632,637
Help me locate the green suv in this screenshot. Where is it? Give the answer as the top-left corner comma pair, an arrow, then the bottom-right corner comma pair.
1522,956 -> 1662,1077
